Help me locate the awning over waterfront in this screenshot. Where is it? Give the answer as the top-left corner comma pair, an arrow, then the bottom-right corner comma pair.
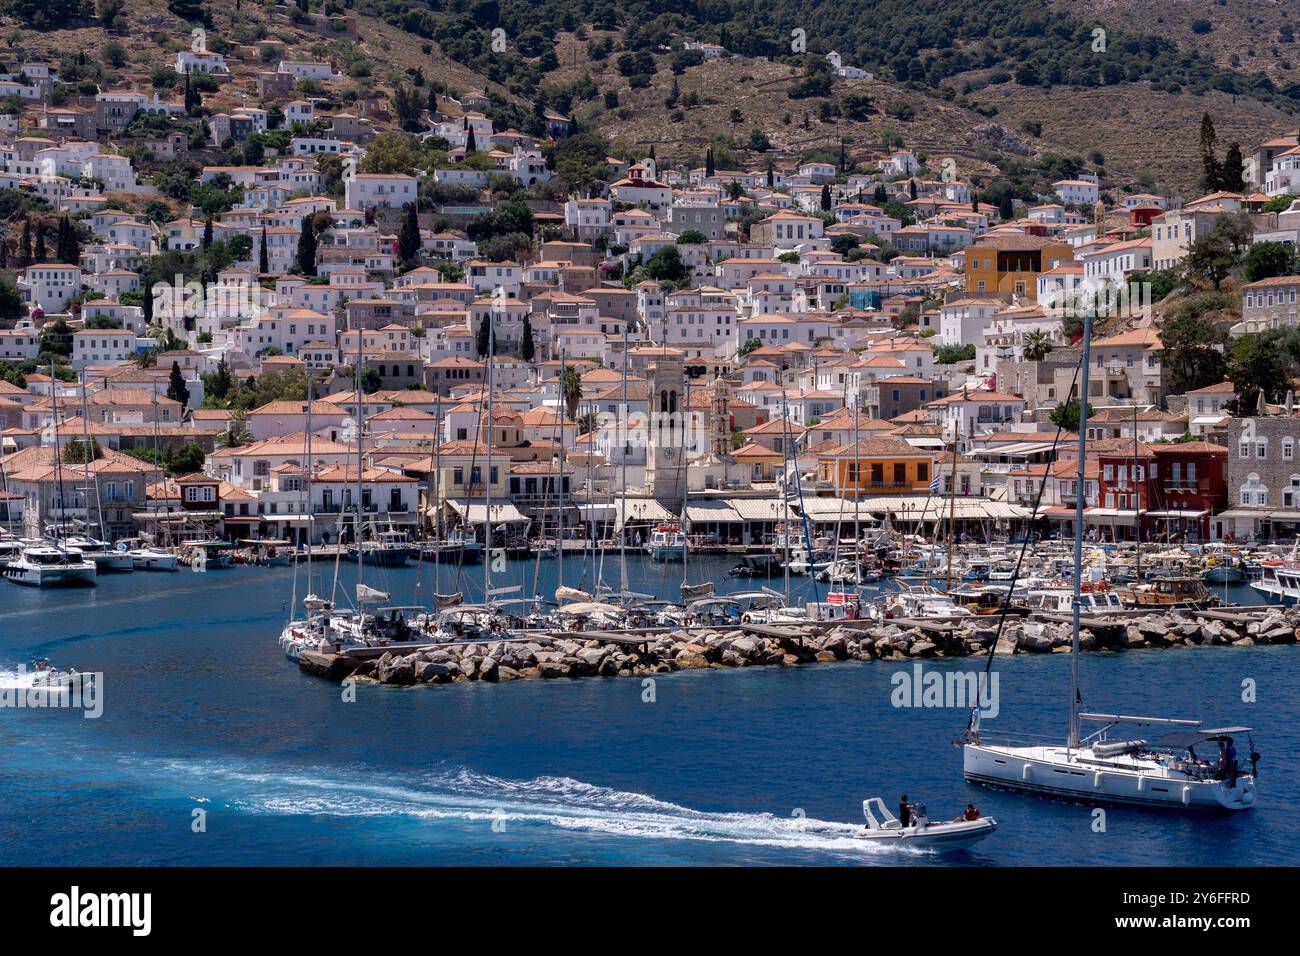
1146,509 -> 1208,519
725,497 -> 793,522
445,500 -> 530,525
683,500 -> 745,524
576,498 -> 676,531
852,496 -> 1029,520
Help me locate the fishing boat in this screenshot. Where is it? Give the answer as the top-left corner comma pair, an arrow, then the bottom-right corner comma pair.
181,539 -> 235,569
857,798 -> 996,851
3,543 -> 97,587
961,310 -> 1259,811
646,525 -> 687,562
348,529 -> 414,567
1202,552 -> 1249,584
1117,575 -> 1216,609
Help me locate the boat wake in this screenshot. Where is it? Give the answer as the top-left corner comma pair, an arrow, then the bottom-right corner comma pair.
149,758 -> 903,859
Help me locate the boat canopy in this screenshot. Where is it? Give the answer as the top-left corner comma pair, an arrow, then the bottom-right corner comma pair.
1156,727 -> 1253,749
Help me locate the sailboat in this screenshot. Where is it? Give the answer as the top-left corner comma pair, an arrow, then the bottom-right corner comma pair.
960,310 -> 1259,811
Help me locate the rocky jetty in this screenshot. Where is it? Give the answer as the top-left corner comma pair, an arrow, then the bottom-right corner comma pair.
333,607 -> 1299,688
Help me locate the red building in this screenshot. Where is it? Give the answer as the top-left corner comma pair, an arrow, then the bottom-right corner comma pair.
1091,440 -> 1227,541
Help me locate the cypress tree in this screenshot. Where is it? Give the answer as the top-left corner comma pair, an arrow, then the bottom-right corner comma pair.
295,215 -> 317,276
202,216 -> 213,251
705,146 -> 714,177
398,203 -> 421,267
1199,112 -> 1221,191
520,315 -> 535,362
167,360 -> 190,410
258,226 -> 269,273
20,219 -> 32,265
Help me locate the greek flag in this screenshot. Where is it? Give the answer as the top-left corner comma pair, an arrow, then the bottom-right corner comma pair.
929,474 -> 941,494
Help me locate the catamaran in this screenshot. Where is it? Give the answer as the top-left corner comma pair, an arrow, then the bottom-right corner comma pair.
960,309 -> 1259,811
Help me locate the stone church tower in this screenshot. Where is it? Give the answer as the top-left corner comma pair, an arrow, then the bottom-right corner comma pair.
645,350 -> 687,504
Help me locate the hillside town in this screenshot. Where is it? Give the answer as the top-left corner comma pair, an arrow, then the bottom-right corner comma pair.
2,15 -> 1300,563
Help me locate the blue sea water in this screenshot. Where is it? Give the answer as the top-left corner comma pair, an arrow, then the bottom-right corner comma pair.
0,553 -> 1293,866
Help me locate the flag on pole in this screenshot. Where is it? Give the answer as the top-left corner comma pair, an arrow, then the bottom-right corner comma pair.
929,474 -> 941,494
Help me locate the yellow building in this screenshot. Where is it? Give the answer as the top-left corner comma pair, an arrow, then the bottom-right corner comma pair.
963,235 -> 1074,302
816,436 -> 934,497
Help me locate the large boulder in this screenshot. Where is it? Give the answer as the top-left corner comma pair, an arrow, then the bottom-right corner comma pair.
538,660 -> 571,679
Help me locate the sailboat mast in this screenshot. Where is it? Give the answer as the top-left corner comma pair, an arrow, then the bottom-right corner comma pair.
618,325 -> 628,597
80,369 -> 106,540
945,422 -> 958,588
50,361 -> 65,545
1134,401 -> 1141,580
1069,309 -> 1095,751
355,327 -> 364,593
304,373 -> 313,600
484,307 -> 493,607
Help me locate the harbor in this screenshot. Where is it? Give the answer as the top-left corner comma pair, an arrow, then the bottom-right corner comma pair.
0,556 -> 1292,867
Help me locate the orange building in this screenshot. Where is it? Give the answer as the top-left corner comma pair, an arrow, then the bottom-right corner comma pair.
963,235 -> 1074,302
816,436 -> 934,497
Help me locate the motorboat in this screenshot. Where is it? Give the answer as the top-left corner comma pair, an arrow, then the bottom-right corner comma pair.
1250,559 -> 1300,605
3,543 -> 97,587
857,798 -> 996,851
646,525 -> 687,562
348,530 -> 415,567
128,545 -> 179,571
63,535 -> 134,572
729,553 -> 782,577
1021,585 -> 1125,615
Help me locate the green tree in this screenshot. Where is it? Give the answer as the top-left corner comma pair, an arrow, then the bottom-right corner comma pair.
644,246 -> 687,283
295,215 -> 318,276
398,203 -> 421,267
561,364 -> 582,420
1229,330 -> 1295,412
1199,112 -> 1221,191
1049,397 -> 1095,432
1159,301 -> 1230,394
1020,328 -> 1053,362
166,361 -> 191,409
1242,241 -> 1295,282
475,315 -> 497,357
520,315 -> 535,362
170,442 -> 206,474
217,409 -> 253,447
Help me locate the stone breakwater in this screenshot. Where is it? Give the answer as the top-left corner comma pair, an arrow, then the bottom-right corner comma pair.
330,608 -> 1299,687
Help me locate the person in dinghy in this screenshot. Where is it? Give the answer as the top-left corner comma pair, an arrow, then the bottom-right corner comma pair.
858,796 -> 997,850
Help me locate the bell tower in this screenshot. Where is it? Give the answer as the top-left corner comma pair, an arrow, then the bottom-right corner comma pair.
646,350 -> 687,504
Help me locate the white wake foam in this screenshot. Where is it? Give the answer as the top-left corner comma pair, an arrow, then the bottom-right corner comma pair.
153,759 -> 910,859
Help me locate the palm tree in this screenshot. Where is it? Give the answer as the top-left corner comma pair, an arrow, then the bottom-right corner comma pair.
560,365 -> 582,421
217,409 -> 253,448
1020,328 -> 1053,362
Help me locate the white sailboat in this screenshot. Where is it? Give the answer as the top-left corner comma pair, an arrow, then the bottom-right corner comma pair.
960,309 -> 1259,811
